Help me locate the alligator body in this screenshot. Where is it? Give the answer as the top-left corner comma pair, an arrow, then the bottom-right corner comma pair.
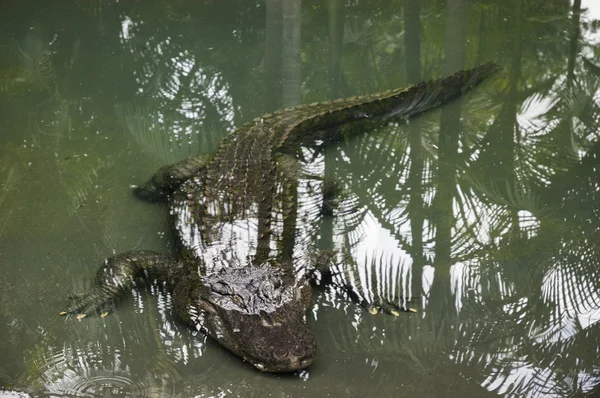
64,63 -> 498,372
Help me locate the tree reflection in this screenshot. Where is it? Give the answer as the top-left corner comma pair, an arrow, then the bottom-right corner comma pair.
322,1 -> 600,396
1,0 -> 599,396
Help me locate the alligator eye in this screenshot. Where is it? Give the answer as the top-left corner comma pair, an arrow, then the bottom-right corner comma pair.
273,347 -> 289,360
212,281 -> 232,295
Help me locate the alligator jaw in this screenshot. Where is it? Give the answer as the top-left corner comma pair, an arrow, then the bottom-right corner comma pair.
175,264 -> 317,373
253,355 -> 314,373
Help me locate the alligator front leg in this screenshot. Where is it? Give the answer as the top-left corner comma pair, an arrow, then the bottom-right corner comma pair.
61,250 -> 183,318
310,250 -> 417,316
134,154 -> 212,202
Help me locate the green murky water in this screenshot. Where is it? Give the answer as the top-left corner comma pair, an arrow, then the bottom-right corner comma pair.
1,0 -> 599,396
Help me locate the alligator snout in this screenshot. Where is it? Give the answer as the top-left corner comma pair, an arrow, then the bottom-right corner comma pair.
253,340 -> 316,372
274,344 -> 315,371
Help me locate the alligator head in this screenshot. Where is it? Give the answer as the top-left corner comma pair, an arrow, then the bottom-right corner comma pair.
173,262 -> 316,372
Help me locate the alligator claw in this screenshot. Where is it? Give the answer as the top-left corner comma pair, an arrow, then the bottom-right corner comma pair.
63,286 -> 117,319
362,297 -> 417,316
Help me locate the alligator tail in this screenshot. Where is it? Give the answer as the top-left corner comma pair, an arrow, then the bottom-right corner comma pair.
278,62 -> 500,150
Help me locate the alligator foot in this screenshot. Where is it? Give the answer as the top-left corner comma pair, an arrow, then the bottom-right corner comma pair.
363,298 -> 418,316
62,251 -> 181,320
308,250 -> 418,315
134,154 -> 211,202
61,286 -> 118,319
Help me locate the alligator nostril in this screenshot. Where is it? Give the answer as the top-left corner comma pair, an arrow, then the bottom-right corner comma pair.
274,347 -> 289,360
295,350 -> 314,369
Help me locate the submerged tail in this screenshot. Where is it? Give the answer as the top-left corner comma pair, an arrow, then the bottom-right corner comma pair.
278,62 -> 500,150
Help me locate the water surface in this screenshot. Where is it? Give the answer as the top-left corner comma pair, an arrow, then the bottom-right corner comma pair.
1,0 -> 599,397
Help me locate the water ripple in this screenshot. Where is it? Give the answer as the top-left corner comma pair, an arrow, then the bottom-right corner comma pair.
28,343 -> 176,397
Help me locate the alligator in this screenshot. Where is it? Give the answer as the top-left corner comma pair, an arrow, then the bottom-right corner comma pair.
62,62 -> 499,372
